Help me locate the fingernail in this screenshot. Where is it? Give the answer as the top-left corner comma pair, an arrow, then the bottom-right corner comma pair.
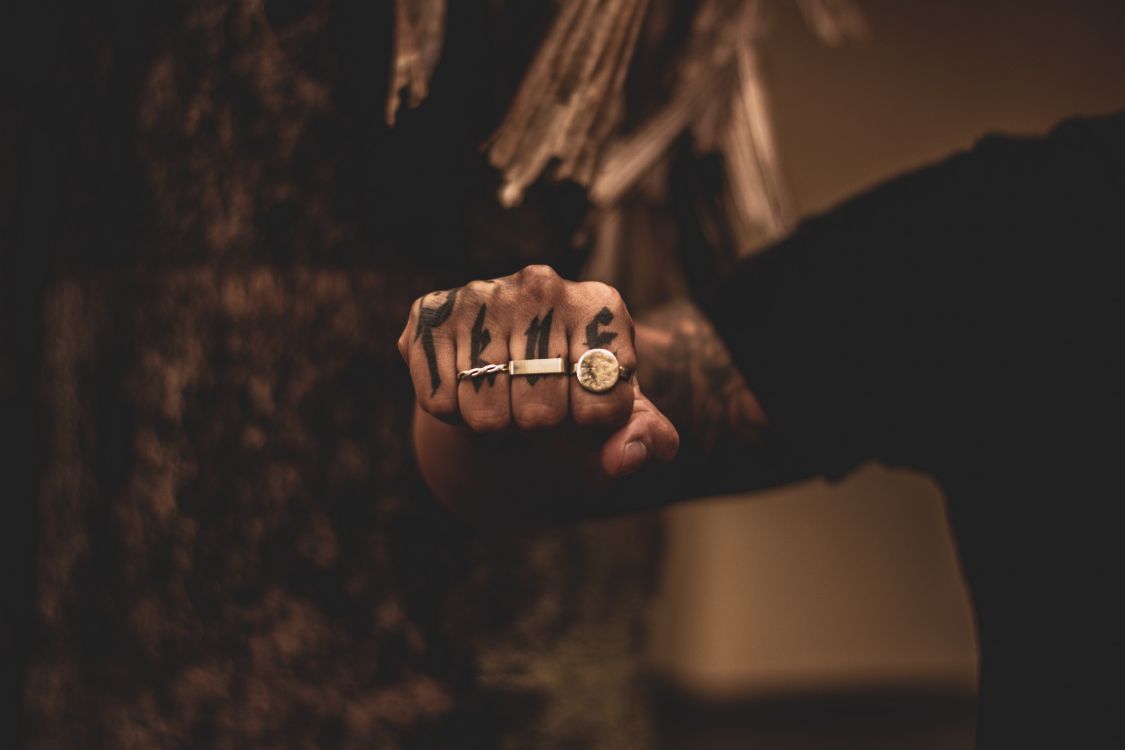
620,441 -> 649,476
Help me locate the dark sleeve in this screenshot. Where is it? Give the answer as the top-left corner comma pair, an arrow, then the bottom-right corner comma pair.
703,111 -> 1125,482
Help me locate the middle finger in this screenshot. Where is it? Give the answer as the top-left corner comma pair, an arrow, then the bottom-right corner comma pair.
509,303 -> 570,430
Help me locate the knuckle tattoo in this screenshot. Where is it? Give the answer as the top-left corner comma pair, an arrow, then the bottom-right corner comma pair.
521,307 -> 555,385
583,304 -> 619,350
415,287 -> 459,396
466,302 -> 500,392
571,283 -> 631,354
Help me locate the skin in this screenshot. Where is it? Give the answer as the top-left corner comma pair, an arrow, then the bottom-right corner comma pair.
398,265 -> 776,526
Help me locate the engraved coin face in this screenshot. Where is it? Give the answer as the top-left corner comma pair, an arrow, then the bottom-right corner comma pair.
576,348 -> 620,393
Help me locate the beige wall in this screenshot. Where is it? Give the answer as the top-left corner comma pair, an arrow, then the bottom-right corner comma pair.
769,0 -> 1125,216
646,0 -> 1125,697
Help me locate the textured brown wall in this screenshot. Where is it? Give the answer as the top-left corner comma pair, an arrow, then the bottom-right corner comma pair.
9,2 -> 662,748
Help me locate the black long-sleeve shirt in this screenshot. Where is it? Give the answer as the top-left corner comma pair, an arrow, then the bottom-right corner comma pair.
710,112 -> 1125,748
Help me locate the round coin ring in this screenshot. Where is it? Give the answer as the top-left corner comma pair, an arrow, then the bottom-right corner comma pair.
575,348 -> 622,393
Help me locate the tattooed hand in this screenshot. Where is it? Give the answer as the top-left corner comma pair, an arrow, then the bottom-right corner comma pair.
398,266 -> 679,485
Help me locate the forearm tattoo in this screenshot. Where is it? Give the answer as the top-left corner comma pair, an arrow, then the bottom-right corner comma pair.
522,308 -> 554,385
415,287 -> 458,396
639,300 -> 765,455
468,303 -> 496,391
585,306 -> 618,349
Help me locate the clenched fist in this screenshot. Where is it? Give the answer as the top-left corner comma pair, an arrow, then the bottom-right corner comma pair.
398,265 -> 679,488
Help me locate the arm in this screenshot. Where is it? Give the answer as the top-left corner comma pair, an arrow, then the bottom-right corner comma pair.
636,299 -> 767,459
411,111 -> 1125,521
633,299 -> 811,502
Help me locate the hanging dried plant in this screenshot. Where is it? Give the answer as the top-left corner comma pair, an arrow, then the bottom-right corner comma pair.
591,0 -> 750,208
592,0 -> 862,256
715,20 -> 794,253
383,0 -> 864,256
486,0 -> 653,208
796,0 -> 867,47
385,0 -> 447,126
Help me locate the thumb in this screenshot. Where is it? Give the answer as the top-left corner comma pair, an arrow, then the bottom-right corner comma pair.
600,381 -> 680,479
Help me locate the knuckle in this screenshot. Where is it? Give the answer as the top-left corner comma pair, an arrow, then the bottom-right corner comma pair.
579,280 -> 622,306
461,279 -> 494,306
401,300 -> 421,340
421,393 -> 458,417
571,396 -> 630,427
517,265 -> 563,300
513,402 -> 566,431
463,406 -> 511,433
518,264 -> 559,281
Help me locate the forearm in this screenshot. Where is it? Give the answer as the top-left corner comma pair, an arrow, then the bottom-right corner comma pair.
636,299 -> 767,454
635,299 -> 812,498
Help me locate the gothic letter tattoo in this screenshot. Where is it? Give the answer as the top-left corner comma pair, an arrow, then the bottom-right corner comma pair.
468,303 -> 496,392
523,308 -> 554,385
640,301 -> 765,455
585,306 -> 618,349
414,288 -> 458,396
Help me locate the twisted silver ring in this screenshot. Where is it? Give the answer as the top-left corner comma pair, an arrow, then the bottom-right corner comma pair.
456,363 -> 509,381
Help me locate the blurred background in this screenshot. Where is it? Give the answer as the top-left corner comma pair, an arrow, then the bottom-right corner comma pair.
646,2 -> 1124,746
3,1 -> 1123,748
